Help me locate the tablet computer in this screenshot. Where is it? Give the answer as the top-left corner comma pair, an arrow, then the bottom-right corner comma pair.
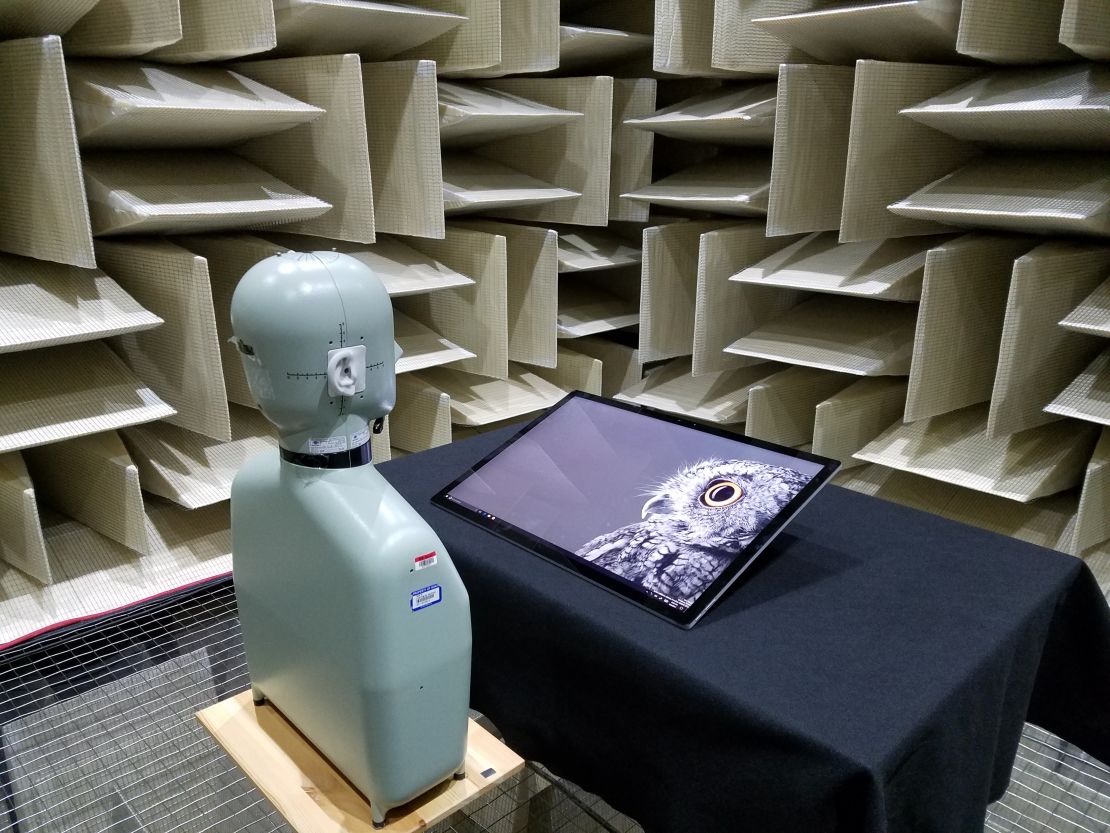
432,392 -> 840,628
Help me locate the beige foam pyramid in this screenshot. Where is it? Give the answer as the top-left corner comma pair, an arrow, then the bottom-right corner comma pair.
68,61 -> 322,149
640,220 -> 734,363
442,154 -> 579,214
361,60 -> 441,239
1060,277 -> 1110,338
96,238 -> 231,442
557,279 -> 639,339
569,334 -> 645,398
270,0 -> 463,60
902,64 -> 1110,151
23,431 -> 148,555
393,225 -> 509,379
726,296 -> 918,376
956,0 -> 1074,63
412,365 -> 567,427
394,310 -> 476,374
63,0 -> 181,57
0,499 -> 232,648
82,151 -> 331,237
905,234 -> 1037,424
392,374 -> 453,453
391,0 -> 500,75
465,76 -> 615,226
0,0 -> 99,38
889,154 -> 1110,238
733,232 -> 955,301
708,0 -> 815,75
234,53 -> 375,244
0,254 -> 161,355
0,452 -> 50,583
557,24 -> 653,73
854,403 -> 1100,503
839,60 -> 980,244
610,77 -> 657,224
752,0 -> 961,64
989,242 -> 1110,437
438,81 -> 581,147
615,357 -> 782,425
1045,348 -> 1110,428
1060,0 -> 1110,61
449,0 -> 559,79
146,0 -> 276,63
622,154 -> 772,217
813,378 -> 909,468
0,341 -> 175,454
121,405 -> 277,511
0,36 -> 95,268
625,84 -> 777,146
653,0 -> 756,77
1072,429 -> 1109,556
556,227 -> 641,273
693,222 -> 803,378
454,219 -> 558,369
835,464 -> 1079,555
745,365 -> 855,448
767,64 -> 856,237
531,346 -> 603,397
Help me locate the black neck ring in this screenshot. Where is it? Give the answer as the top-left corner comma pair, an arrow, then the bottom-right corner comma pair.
280,439 -> 372,469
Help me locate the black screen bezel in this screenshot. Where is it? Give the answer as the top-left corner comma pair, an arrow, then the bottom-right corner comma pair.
431,391 -> 841,628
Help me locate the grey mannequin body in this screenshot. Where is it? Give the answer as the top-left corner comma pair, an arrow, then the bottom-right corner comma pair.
230,251 -> 472,827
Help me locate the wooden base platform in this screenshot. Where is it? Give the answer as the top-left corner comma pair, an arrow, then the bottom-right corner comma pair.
197,691 -> 525,833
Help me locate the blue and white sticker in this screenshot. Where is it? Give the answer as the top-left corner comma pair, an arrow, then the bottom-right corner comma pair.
410,584 -> 442,612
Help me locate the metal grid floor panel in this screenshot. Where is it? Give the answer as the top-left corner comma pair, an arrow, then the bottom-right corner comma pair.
0,578 -> 1104,833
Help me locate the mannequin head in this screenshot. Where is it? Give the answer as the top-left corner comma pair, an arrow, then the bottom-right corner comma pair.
230,251 -> 398,457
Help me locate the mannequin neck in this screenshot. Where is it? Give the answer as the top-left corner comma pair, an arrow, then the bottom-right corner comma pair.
279,439 -> 372,469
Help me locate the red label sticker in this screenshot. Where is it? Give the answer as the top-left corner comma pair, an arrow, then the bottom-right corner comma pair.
414,551 -> 438,571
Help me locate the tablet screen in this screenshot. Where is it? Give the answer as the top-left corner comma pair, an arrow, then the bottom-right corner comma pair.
433,393 -> 839,627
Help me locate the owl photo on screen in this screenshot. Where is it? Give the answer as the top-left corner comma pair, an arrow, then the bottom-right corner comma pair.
576,459 -> 809,606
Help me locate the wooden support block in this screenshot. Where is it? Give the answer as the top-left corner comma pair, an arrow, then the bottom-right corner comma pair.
198,691 -> 524,833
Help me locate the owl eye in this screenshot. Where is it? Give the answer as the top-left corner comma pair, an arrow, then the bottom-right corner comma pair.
701,479 -> 743,507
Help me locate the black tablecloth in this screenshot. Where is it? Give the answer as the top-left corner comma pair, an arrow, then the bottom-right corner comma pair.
381,430 -> 1110,833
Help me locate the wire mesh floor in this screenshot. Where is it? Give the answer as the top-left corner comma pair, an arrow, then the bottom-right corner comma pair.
0,577 -> 1106,833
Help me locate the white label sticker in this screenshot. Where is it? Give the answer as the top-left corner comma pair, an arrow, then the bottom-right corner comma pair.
414,551 -> 438,571
308,435 -> 348,454
351,425 -> 371,447
410,584 -> 442,612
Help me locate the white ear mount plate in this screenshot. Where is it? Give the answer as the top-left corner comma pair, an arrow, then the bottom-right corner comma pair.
327,345 -> 367,397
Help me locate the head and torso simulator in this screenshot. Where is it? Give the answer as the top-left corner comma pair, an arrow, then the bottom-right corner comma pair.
229,251 -> 472,828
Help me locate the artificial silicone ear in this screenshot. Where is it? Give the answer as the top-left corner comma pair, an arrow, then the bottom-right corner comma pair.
327,345 -> 367,397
